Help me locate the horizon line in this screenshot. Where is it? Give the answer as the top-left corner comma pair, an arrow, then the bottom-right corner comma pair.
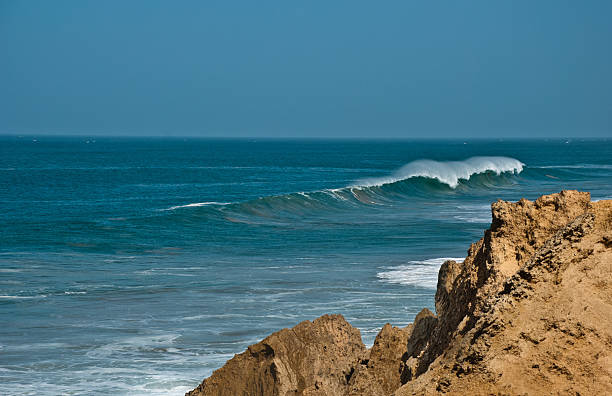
0,133 -> 608,141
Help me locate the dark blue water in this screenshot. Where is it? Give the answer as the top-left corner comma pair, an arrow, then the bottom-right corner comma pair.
1,136 -> 611,395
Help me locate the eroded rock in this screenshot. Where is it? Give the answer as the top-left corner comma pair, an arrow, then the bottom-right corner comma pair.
187,314 -> 365,396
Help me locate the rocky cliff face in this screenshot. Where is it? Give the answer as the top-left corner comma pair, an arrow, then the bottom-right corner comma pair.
188,191 -> 612,396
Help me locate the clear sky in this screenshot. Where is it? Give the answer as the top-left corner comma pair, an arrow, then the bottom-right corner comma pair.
1,1 -> 611,138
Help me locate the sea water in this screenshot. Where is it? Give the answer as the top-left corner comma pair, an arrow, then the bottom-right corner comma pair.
1,137 -> 610,395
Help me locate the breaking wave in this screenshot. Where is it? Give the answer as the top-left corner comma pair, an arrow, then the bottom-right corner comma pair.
162,157 -> 524,218
354,156 -> 524,189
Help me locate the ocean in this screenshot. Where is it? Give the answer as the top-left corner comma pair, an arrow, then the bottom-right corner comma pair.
1,136 -> 610,395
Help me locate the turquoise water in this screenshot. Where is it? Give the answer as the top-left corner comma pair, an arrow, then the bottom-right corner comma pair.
1,137 -> 611,395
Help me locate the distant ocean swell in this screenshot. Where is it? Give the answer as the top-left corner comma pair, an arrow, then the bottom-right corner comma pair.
162,157 -> 524,217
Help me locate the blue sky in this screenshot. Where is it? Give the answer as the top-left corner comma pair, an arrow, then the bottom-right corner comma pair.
1,1 -> 611,138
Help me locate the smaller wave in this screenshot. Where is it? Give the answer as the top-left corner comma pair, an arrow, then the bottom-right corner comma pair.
355,156 -> 524,188
0,294 -> 48,300
453,204 -> 492,224
536,164 -> 612,169
377,257 -> 464,289
163,202 -> 231,211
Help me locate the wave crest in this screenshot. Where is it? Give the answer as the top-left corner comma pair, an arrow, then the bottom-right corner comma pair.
354,156 -> 524,189
164,202 -> 230,211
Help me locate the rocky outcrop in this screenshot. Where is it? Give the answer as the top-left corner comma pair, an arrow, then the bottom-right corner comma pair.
395,190 -> 600,384
186,314 -> 365,396
188,191 -> 612,396
394,192 -> 612,395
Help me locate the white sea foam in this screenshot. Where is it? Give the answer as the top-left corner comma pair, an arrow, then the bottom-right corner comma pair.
3,342 -> 69,351
453,204 -> 492,223
134,267 -> 198,277
377,257 -> 464,289
325,189 -> 349,201
85,333 -> 182,359
454,214 -> 492,223
163,202 -> 231,211
0,294 -> 47,300
355,156 -> 524,188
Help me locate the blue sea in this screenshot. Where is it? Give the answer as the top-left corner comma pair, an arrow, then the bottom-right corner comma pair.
1,136 -> 611,395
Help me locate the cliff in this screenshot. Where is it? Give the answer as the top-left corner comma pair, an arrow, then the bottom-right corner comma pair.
187,191 -> 612,396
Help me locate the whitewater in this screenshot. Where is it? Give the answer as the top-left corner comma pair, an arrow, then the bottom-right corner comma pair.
354,156 -> 524,189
